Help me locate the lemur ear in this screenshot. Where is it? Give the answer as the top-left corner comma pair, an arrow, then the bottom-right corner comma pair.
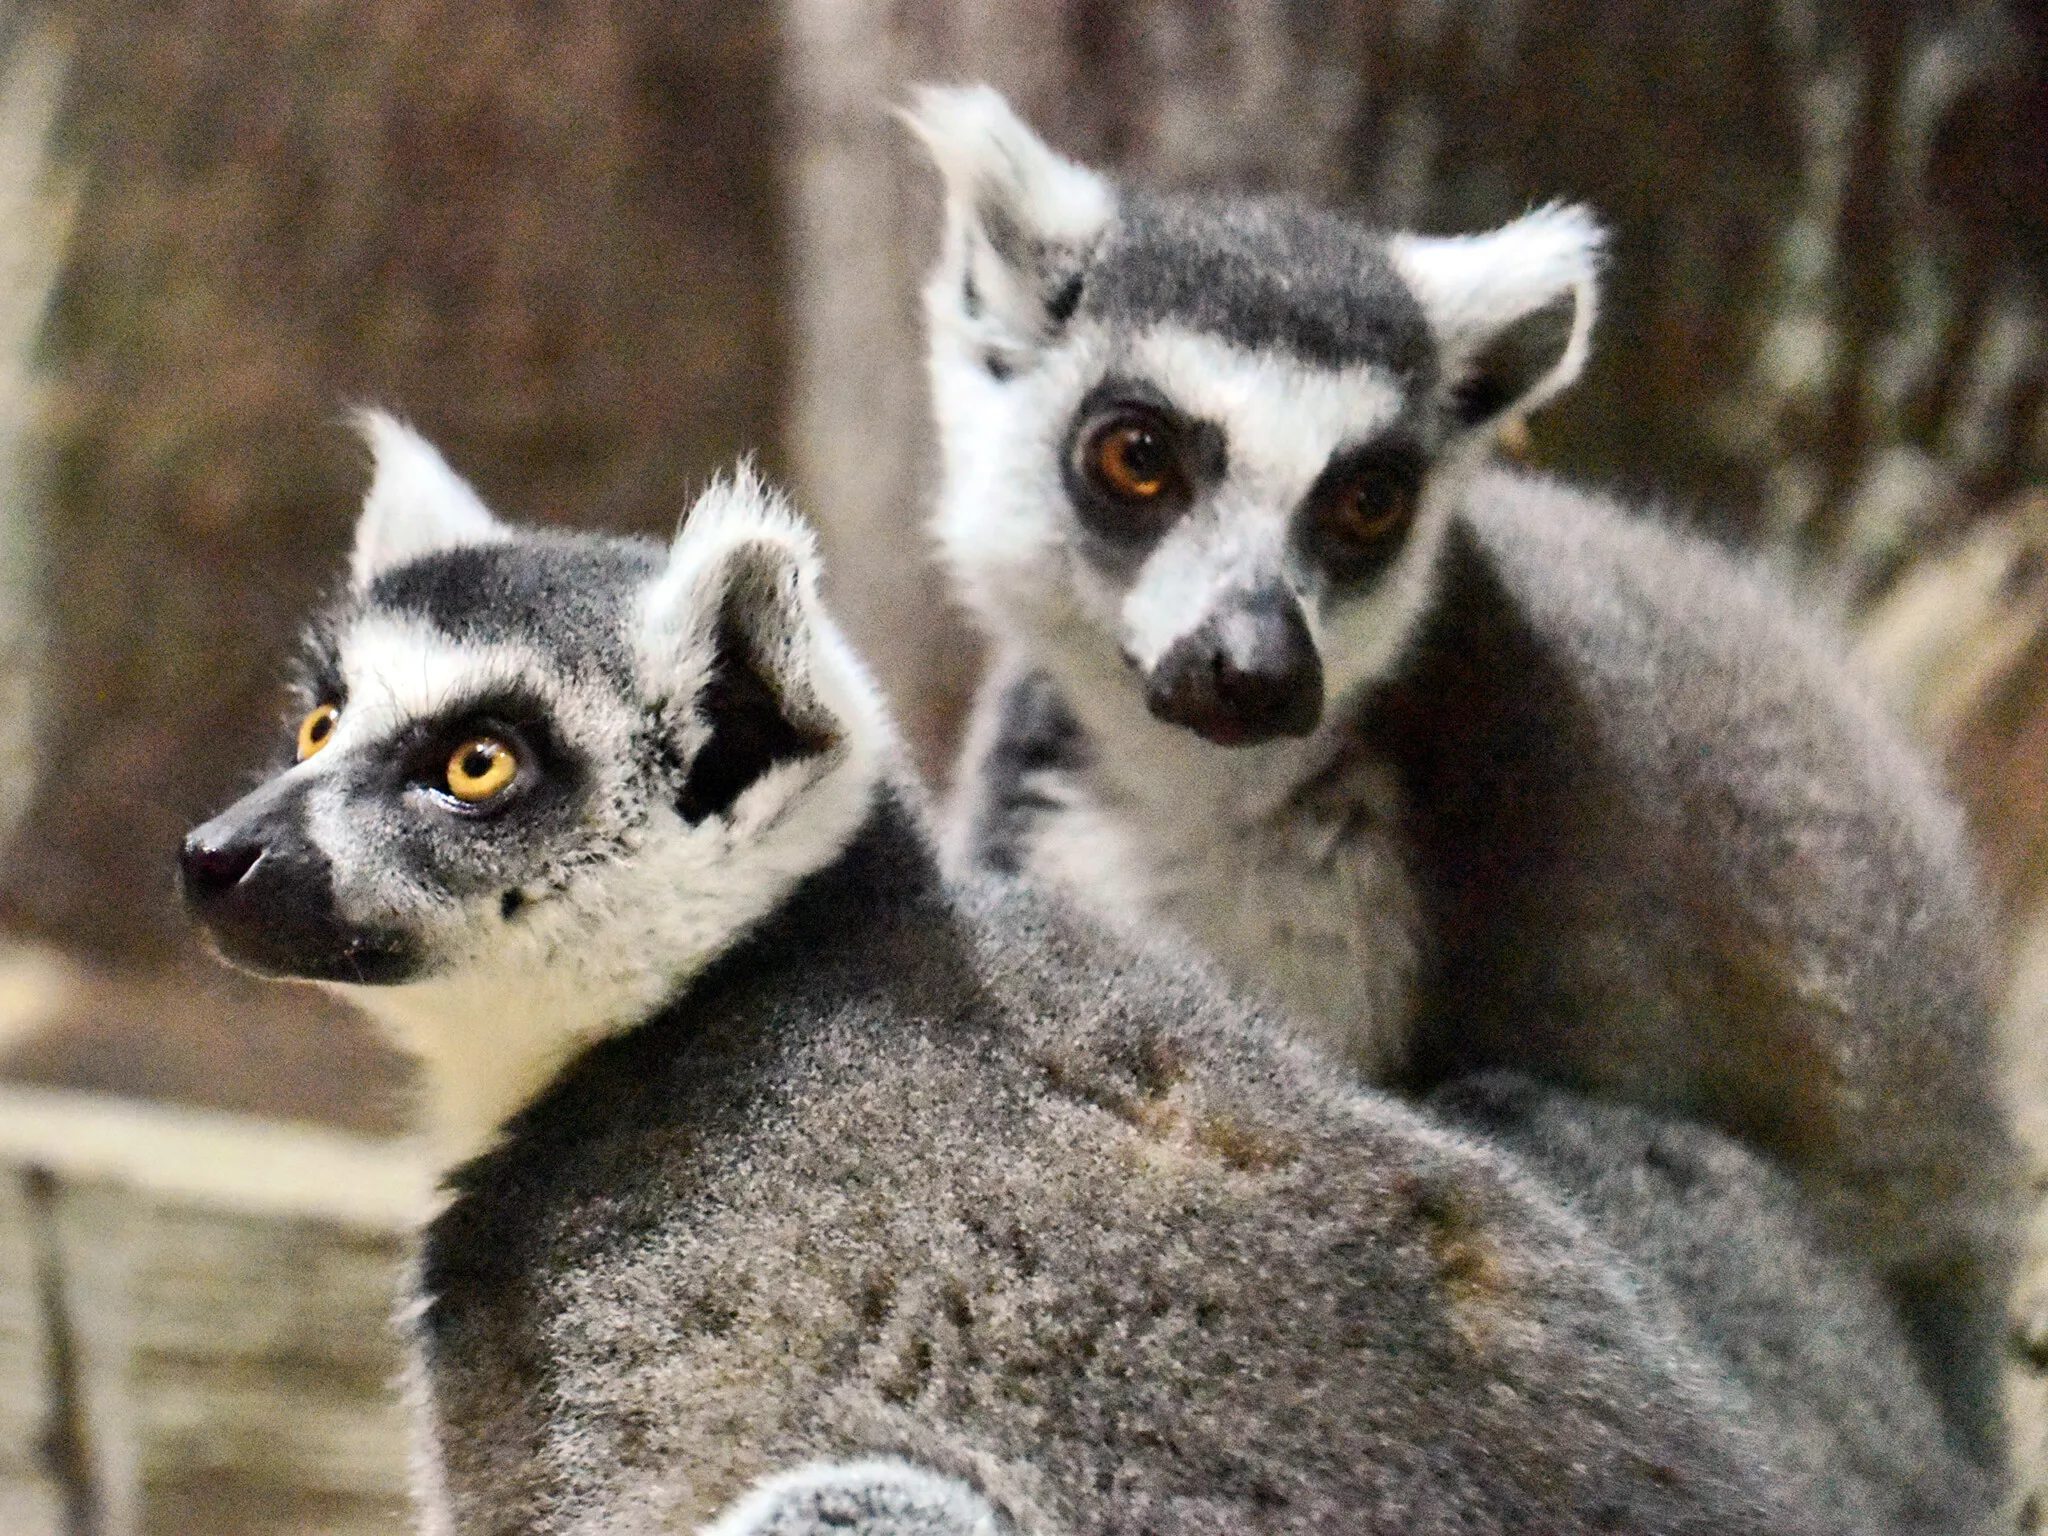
642,469 -> 843,825
1387,204 -> 1605,430
903,83 -> 1114,368
349,410 -> 512,589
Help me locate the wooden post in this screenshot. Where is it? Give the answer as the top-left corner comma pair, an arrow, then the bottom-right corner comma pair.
0,1085 -> 431,1535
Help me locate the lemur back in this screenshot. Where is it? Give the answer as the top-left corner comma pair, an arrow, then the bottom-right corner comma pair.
422,799 -> 1975,1536
177,420 -> 1985,1534
909,86 -> 2018,1469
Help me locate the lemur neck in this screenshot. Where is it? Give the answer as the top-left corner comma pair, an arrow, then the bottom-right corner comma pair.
352,962 -> 674,1171
352,763 -> 904,1173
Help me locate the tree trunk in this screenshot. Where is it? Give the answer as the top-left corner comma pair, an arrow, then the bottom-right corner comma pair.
0,9 -> 72,862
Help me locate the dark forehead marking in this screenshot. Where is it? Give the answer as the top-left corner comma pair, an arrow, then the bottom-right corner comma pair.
367,534 -> 664,688
1080,192 -> 1437,381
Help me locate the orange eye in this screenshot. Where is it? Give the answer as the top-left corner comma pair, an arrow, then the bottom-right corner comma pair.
1091,419 -> 1176,502
446,737 -> 518,802
1324,473 -> 1414,545
296,703 -> 340,762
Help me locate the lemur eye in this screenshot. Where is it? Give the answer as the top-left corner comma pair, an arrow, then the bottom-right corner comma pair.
1063,388 -> 1208,542
1323,471 -> 1415,546
1090,417 -> 1177,502
296,703 -> 340,762
1300,441 -> 1426,585
446,737 -> 518,802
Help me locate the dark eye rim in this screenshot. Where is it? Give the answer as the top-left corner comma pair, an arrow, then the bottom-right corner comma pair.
1061,379 -> 1217,544
297,701 -> 340,755
1297,438 -> 1427,585
1322,467 -> 1415,542
443,733 -> 520,804
379,695 -> 575,821
417,722 -> 534,817
1082,410 -> 1182,505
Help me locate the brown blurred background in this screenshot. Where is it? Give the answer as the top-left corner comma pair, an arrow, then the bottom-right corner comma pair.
0,0 -> 2042,1531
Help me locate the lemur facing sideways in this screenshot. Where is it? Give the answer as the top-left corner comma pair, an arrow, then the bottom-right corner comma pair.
908,86 -> 2019,1469
177,420 -> 1987,1535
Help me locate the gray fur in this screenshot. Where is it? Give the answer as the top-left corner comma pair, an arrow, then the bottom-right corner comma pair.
177,439 -> 1990,1533
412,787 -> 1940,1535
918,95 -> 2018,1469
1431,1074 -> 1997,1536
961,464 -> 2019,1470
1081,192 -> 1438,378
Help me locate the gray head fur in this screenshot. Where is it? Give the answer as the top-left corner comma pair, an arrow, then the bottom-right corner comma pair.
907,84 -> 1599,748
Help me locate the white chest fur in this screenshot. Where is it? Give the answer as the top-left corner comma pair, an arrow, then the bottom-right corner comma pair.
1025,682 -> 1422,1081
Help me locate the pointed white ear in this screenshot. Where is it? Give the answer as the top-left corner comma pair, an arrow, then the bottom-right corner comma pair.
639,469 -> 852,821
644,464 -> 825,675
903,83 -> 1114,361
348,410 -> 513,589
1387,203 -> 1605,429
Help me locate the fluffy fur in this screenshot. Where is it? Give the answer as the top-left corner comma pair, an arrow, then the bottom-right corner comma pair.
176,424 -> 1990,1534
411,793 -> 1980,1535
911,87 -> 2018,1469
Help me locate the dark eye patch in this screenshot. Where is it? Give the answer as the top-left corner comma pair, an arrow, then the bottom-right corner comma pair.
1060,376 -> 1225,548
1295,435 -> 1427,588
376,688 -> 583,820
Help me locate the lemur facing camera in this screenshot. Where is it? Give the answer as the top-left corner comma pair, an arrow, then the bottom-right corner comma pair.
178,420 -> 1984,1535
909,87 -> 2018,1468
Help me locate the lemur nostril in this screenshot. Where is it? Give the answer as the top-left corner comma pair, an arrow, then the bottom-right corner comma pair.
179,839 -> 262,897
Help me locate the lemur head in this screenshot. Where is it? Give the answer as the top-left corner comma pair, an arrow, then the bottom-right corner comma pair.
909,85 -> 1602,748
179,414 -> 889,1160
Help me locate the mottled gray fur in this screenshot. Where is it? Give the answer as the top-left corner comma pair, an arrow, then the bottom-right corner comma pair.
414,790 -> 1972,1535
914,88 -> 2018,1467
176,432 -> 1990,1533
1076,192 -> 1437,378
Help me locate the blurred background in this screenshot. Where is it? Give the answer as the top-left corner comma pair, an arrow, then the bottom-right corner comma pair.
0,0 -> 2041,1530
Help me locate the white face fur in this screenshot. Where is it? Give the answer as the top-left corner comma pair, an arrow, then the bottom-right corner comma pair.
181,414 -> 890,1164
909,85 -> 1602,766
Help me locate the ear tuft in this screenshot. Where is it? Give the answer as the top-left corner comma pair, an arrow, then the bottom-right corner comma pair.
1387,203 -> 1606,429
348,410 -> 512,588
668,460 -> 821,575
902,83 -> 1114,354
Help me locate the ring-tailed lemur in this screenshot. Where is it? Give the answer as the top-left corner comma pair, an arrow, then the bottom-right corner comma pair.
906,86 -> 2018,1469
178,418 -> 1983,1534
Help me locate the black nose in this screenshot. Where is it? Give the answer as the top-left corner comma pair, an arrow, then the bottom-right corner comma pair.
179,835 -> 262,904
1144,587 -> 1324,747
